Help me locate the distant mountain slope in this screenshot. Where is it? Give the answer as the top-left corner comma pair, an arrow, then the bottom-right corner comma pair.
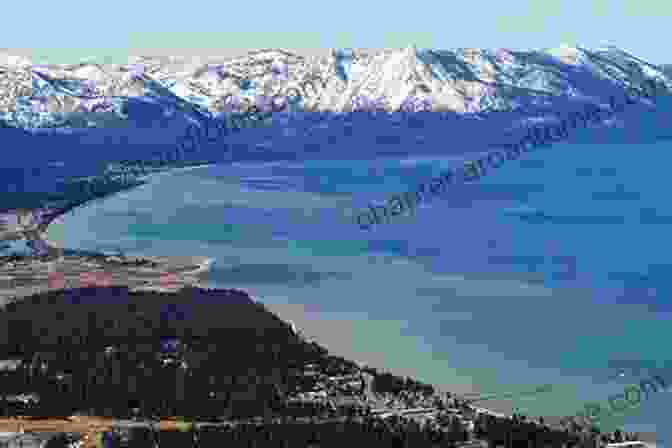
662,64 -> 672,78
2,46 -> 670,126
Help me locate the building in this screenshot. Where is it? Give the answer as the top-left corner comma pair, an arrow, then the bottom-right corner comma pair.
0,432 -> 81,448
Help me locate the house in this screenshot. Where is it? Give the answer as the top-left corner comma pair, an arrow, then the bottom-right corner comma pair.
606,443 -> 649,448
0,359 -> 22,372
3,393 -> 40,404
111,420 -> 159,448
0,431 -> 80,448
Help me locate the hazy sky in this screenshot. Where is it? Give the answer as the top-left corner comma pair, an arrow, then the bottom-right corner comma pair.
2,0 -> 669,65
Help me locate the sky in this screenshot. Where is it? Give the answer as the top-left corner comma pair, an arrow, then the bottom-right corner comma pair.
1,0 -> 669,65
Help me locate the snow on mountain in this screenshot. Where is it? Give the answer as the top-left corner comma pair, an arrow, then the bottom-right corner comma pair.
1,45 -> 669,128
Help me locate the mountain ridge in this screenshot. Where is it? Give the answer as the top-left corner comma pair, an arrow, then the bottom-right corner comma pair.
1,45 -> 670,125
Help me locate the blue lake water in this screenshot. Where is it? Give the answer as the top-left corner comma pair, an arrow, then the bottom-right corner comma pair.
49,137 -> 672,440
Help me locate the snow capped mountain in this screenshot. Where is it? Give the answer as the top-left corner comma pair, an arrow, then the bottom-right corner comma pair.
0,45 -> 668,126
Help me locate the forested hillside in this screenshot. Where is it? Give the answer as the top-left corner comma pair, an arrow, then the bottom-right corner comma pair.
0,286 -> 326,418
